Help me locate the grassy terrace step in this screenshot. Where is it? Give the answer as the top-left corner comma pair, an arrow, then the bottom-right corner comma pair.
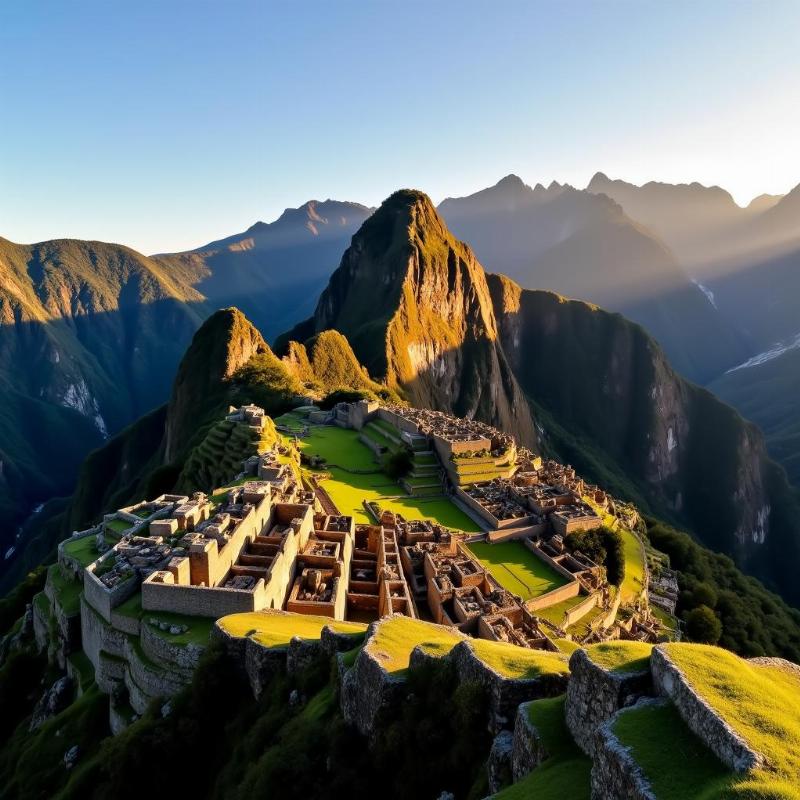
218,610 -> 367,649
115,593 -> 214,647
654,643 -> 800,793
613,701 -> 738,799
62,534 -> 102,567
585,641 -> 652,673
365,615 -> 570,679
466,541 -> 568,601
495,695 -> 591,799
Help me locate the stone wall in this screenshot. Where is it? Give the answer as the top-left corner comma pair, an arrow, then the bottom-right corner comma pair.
650,646 -> 763,772
526,580 -> 581,613
591,699 -> 661,800
142,578 -> 265,617
511,701 -> 550,782
83,563 -> 138,623
562,591 -> 600,629
487,523 -> 548,543
565,648 -> 652,757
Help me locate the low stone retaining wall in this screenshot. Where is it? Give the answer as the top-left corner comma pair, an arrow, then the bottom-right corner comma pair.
511,701 -> 550,781
565,649 -> 652,756
212,619 -> 362,700
651,646 -> 763,772
591,699 -> 661,800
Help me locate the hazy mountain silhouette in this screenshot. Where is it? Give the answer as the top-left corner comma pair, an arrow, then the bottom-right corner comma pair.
438,175 -> 747,381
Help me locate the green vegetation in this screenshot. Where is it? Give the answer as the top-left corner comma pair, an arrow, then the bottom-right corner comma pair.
684,604 -> 722,644
105,518 -> 131,536
113,592 -> 214,646
565,526 -> 625,586
47,564 -> 83,617
584,641 -> 652,673
0,567 -> 46,636
219,611 -> 367,649
367,616 -> 462,674
68,649 -> 96,692
646,517 -> 800,661
469,638 -> 569,679
178,416 -> 277,494
494,695 -> 591,799
662,643 -> 800,788
466,540 -> 567,600
613,701 -> 737,799
366,616 -> 569,680
288,425 -> 480,531
62,534 -> 102,567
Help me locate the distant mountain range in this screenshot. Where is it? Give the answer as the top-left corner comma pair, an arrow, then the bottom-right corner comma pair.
438,175 -> 748,382
3,172 -> 800,593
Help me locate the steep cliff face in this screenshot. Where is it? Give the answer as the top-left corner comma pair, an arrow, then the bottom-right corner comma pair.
279,190 -> 537,446
164,308 -> 270,462
487,273 -> 800,596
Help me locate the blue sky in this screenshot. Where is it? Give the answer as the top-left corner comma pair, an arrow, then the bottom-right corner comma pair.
2,0 -> 799,253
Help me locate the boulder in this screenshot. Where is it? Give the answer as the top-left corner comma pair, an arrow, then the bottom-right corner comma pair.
29,675 -> 74,731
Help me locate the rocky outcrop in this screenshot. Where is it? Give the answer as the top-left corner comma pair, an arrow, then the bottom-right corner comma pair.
29,675 -> 74,731
511,701 -> 550,782
650,646 -> 763,772
278,190 -> 537,448
487,730 -> 514,793
565,649 -> 652,756
591,699 -> 661,800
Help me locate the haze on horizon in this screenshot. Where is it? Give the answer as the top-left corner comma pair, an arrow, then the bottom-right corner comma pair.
2,0 -> 799,254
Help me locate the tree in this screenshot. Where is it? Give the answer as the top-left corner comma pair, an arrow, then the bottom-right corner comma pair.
685,605 -> 722,644
383,449 -> 413,480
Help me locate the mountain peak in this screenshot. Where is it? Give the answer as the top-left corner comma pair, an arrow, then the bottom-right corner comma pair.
495,173 -> 527,190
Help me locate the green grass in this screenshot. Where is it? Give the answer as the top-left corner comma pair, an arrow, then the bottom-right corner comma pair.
290,425 -> 379,471
105,518 -> 132,535
366,616 -> 463,674
613,702 -> 739,799
289,426 -> 480,531
365,616 -> 568,679
494,695 -> 590,799
114,592 -> 143,619
584,641 -> 652,673
465,541 -> 568,600
144,612 -> 215,647
470,638 -> 569,680
658,643 -> 800,789
651,604 -> 679,636
62,534 -> 102,567
114,592 -> 214,646
219,610 -> 367,649
47,564 -> 83,617
616,522 -> 646,601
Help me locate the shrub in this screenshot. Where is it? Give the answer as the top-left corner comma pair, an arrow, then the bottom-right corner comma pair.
685,605 -> 723,644
383,449 -> 413,480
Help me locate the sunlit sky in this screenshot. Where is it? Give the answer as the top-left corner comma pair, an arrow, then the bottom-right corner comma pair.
2,0 -> 799,254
